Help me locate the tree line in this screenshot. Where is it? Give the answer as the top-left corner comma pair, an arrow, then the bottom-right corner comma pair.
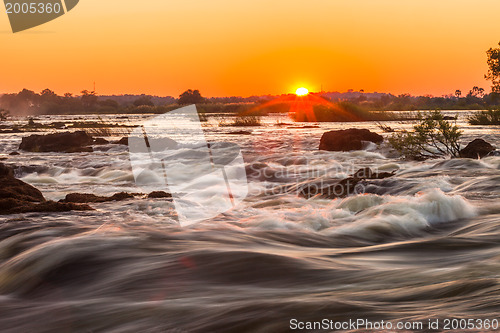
1,41 -> 499,116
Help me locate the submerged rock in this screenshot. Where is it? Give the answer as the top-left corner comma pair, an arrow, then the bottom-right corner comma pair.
298,167 -> 395,199
227,130 -> 252,135
319,128 -> 384,152
19,131 -> 94,153
93,137 -> 110,145
0,163 -> 92,215
61,192 -> 135,203
114,137 -> 128,145
62,191 -> 172,203
459,139 -> 495,159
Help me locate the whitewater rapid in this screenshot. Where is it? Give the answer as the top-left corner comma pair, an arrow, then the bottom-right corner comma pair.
0,112 -> 499,332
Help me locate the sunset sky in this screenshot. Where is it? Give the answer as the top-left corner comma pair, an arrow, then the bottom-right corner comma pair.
1,0 -> 500,97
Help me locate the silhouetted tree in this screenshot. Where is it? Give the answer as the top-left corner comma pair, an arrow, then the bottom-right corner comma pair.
455,90 -> 461,98
81,90 -> 98,109
99,99 -> 120,108
40,88 -> 60,104
468,86 -> 485,98
486,41 -> 500,93
133,96 -> 154,107
178,89 -> 205,105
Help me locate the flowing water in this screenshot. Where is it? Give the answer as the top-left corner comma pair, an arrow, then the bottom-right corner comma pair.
0,112 -> 499,332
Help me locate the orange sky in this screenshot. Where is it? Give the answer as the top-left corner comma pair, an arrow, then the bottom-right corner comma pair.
1,0 -> 500,97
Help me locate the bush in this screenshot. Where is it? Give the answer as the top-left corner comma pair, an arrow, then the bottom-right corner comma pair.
291,102 -> 397,122
389,110 -> 462,160
468,108 -> 500,125
219,115 -> 261,127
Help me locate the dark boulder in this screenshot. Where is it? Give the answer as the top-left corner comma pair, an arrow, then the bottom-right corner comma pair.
319,129 -> 384,151
459,139 -> 495,159
227,130 -> 252,135
353,167 -> 395,180
0,166 -> 44,203
9,152 -> 20,156
0,163 -> 14,178
3,200 -> 93,214
61,192 -> 134,203
298,167 -> 395,199
19,131 -> 94,153
93,137 -> 109,145
114,137 -> 128,145
148,191 -> 172,199
0,163 -> 92,214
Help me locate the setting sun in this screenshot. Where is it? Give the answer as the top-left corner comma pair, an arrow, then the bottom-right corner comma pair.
296,87 -> 309,96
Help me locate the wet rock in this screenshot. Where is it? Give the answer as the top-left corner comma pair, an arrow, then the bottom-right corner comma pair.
0,163 -> 15,178
93,137 -> 109,145
227,130 -> 252,135
0,165 -> 44,203
9,152 -> 20,156
19,131 -> 94,153
0,129 -> 22,134
0,163 -> 92,215
287,125 -> 320,129
50,122 -> 66,129
319,128 -> 384,152
3,200 -> 93,214
298,167 -> 395,199
148,191 -> 172,199
459,139 -> 495,159
353,167 -> 395,180
114,137 -> 128,145
61,192 -> 134,203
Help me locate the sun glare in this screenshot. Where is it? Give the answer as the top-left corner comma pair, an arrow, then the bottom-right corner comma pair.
296,87 -> 309,96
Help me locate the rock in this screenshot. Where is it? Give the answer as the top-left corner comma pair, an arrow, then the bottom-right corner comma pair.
9,152 -> 20,156
19,131 -> 94,153
319,128 -> 384,151
114,137 -> 128,145
298,167 -> 395,199
459,139 -> 495,159
287,125 -> 320,129
0,163 -> 92,215
61,192 -> 134,203
353,167 -> 394,180
2,200 -> 93,214
49,122 -> 66,129
227,131 -> 252,135
0,164 -> 15,178
0,165 -> 44,203
93,137 -> 110,145
353,167 -> 374,179
148,191 -> 172,199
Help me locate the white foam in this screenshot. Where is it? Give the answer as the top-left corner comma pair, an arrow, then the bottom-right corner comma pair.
330,188 -> 477,238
